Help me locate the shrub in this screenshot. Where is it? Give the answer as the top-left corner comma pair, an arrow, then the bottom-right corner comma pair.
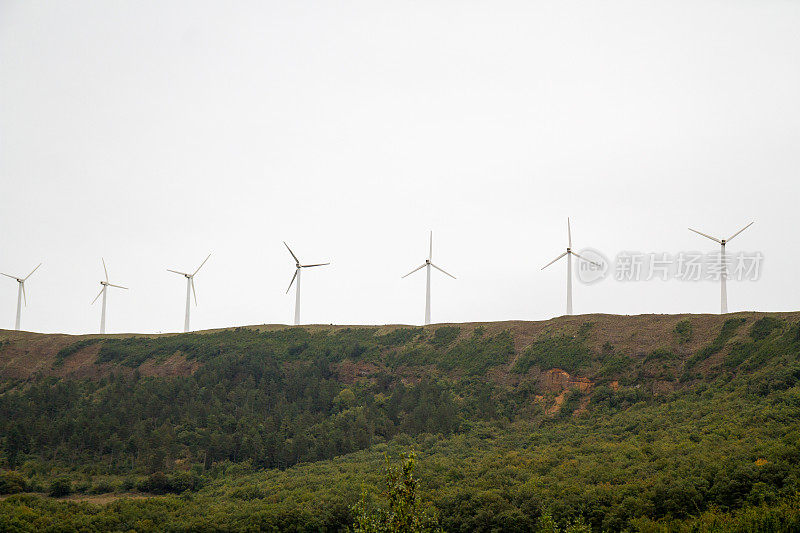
514,331 -> 592,374
645,348 -> 677,363
53,339 -> 100,367
430,327 -> 460,349
48,477 -> 72,497
750,317 -> 783,341
725,342 -> 755,368
0,470 -> 27,494
686,318 -> 747,369
137,471 -> 202,494
557,389 -> 585,419
138,472 -> 171,494
90,480 -> 117,494
674,320 -> 693,344
600,354 -> 632,376
439,330 -> 514,374
378,328 -> 423,347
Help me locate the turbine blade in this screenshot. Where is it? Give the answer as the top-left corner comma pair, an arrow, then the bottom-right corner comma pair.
102,258 -> 109,282
541,251 -> 569,270
91,287 -> 105,305
429,231 -> 433,261
571,251 -> 602,268
568,218 -> 572,248
301,263 -> 330,268
727,221 -> 754,242
167,269 -> 190,276
688,228 -> 721,244
286,269 -> 298,293
283,241 -> 300,263
108,283 -> 128,290
402,263 -> 427,278
191,278 -> 197,305
193,253 -> 212,276
24,263 -> 41,281
430,263 -> 456,279
1,273 -> 17,280
21,282 -> 26,306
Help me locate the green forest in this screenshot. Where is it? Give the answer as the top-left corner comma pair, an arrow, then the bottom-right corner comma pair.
1,314 -> 799,531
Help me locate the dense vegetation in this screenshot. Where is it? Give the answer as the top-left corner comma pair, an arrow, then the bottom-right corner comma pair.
1,315 -> 799,531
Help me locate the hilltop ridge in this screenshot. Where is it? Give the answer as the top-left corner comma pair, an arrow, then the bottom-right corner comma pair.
2,311 -> 797,399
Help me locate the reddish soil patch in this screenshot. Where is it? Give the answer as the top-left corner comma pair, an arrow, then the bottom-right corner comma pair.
546,391 -> 567,416
541,368 -> 592,394
139,352 -> 200,377
336,359 -> 381,384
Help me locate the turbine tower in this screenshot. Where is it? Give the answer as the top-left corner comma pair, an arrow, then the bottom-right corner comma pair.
689,221 -> 753,314
402,231 -> 456,326
2,263 -> 41,330
541,218 -> 599,316
91,258 -> 128,334
168,253 -> 211,333
284,242 -> 329,326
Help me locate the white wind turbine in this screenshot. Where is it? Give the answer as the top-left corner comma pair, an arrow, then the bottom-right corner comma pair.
2,263 -> 41,330
91,258 -> 128,334
284,242 -> 330,326
402,231 -> 456,326
168,253 -> 211,333
541,218 -> 599,316
689,221 -> 754,314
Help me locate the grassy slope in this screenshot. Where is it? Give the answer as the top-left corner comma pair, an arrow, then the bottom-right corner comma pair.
1,312 -> 800,531
1,312 -> 792,381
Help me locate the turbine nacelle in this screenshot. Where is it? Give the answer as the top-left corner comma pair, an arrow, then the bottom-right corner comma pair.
91,259 -> 128,305
283,241 -> 330,325
541,218 -> 599,315
3,264 -> 41,324
2,263 -> 41,286
402,231 -> 456,325
167,254 -> 211,332
284,242 -> 331,293
688,221 -> 754,314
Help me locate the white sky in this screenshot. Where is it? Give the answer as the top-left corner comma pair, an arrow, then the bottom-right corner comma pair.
1,1 -> 799,334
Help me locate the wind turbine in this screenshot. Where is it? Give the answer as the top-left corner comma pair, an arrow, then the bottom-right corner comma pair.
91,258 -> 128,334
168,253 -> 211,333
284,242 -> 329,326
541,218 -> 599,316
689,221 -> 753,314
402,231 -> 456,326
2,263 -> 41,330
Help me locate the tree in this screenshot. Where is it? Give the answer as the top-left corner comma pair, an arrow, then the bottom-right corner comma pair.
352,453 -> 442,533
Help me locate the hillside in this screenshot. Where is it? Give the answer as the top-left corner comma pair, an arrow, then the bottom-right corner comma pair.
1,313 -> 800,531
2,312 -> 788,383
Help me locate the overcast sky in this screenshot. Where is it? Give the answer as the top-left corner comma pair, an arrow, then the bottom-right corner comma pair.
2,1 -> 799,334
